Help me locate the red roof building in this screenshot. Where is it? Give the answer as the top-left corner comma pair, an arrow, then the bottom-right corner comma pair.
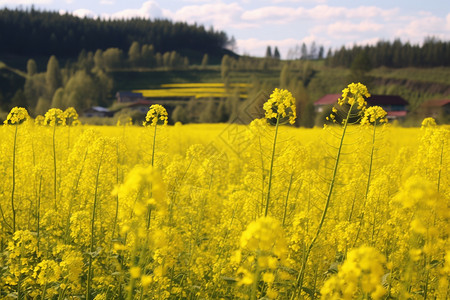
420,99 -> 450,119
314,94 -> 409,119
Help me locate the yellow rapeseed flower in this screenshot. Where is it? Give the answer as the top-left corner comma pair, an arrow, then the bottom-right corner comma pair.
44,108 -> 65,126
361,106 -> 388,125
263,88 -> 297,125
144,104 -> 168,126
338,82 -> 370,111
4,107 -> 29,125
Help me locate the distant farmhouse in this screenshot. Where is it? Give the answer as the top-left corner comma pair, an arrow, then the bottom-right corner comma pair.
82,106 -> 114,118
420,99 -> 450,120
116,91 -> 145,103
314,94 -> 408,120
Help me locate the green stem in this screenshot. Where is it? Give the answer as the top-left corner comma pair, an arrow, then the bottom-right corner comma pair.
11,124 -> 18,232
110,141 -> 120,250
250,251 -> 261,300
437,140 -> 444,193
292,102 -> 354,299
265,116 -> 280,217
37,176 -> 42,251
151,124 -> 157,167
282,172 -> 294,226
52,121 -> 57,209
86,146 -> 105,300
353,121 -> 377,248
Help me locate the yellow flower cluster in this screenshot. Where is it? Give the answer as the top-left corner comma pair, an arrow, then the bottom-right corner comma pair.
321,246 -> 386,300
338,82 -> 370,110
144,104 -> 168,126
236,216 -> 290,299
44,108 -> 65,126
3,107 -> 29,125
63,107 -> 81,126
361,105 -> 388,125
263,88 -> 297,125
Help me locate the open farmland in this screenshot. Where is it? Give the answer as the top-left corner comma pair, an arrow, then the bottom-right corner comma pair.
0,85 -> 449,299
134,83 -> 250,99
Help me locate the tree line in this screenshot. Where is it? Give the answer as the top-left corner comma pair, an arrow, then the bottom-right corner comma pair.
0,7 -> 231,63
326,38 -> 450,68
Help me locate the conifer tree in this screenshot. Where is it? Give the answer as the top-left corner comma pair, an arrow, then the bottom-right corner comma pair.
46,55 -> 62,99
274,47 -> 281,60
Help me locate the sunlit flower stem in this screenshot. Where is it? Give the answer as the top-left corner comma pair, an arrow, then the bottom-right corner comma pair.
52,115 -> 57,209
110,141 -> 120,250
353,120 -> 378,248
11,124 -> 18,232
293,101 -> 356,299
86,146 -> 105,300
250,250 -> 261,300
36,176 -> 42,251
437,141 -> 444,193
151,122 -> 157,167
282,172 -> 295,226
65,150 -> 88,244
265,115 -> 280,217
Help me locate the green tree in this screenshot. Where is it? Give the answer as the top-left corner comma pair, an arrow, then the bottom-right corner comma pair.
128,41 -> 141,68
301,43 -> 308,59
102,48 -> 123,70
221,55 -> 230,81
280,64 -> 290,88
216,99 -> 229,122
141,44 -> 155,68
26,59 -> 37,76
94,49 -> 104,70
349,51 -> 372,84
46,55 -> 62,99
273,47 -> 281,60
35,96 -> 51,115
172,105 -> 188,123
201,53 -> 209,69
199,99 -> 217,123
265,46 -> 273,58
63,70 -> 97,111
51,87 -> 65,108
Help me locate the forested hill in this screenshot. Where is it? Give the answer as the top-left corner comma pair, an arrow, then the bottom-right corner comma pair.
0,8 -> 231,63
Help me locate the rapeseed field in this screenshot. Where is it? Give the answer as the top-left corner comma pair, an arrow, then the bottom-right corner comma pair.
0,84 -> 448,299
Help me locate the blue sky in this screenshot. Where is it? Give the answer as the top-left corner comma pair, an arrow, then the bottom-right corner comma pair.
2,0 -> 450,58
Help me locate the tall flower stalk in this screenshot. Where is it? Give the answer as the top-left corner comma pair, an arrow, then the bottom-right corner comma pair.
86,140 -> 106,300
353,106 -> 387,247
4,107 -> 29,233
143,104 -> 168,228
262,88 -> 296,217
63,107 -> 80,149
292,83 -> 370,299
44,108 -> 64,209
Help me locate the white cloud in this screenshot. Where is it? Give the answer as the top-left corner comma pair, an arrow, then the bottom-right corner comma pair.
241,6 -> 305,23
395,15 -> 450,43
111,1 -> 168,19
241,4 -> 399,23
169,2 -> 250,29
0,0 -> 52,4
271,0 -> 327,3
447,13 -> 450,31
327,21 -> 383,36
100,0 -> 114,5
72,8 -> 96,18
